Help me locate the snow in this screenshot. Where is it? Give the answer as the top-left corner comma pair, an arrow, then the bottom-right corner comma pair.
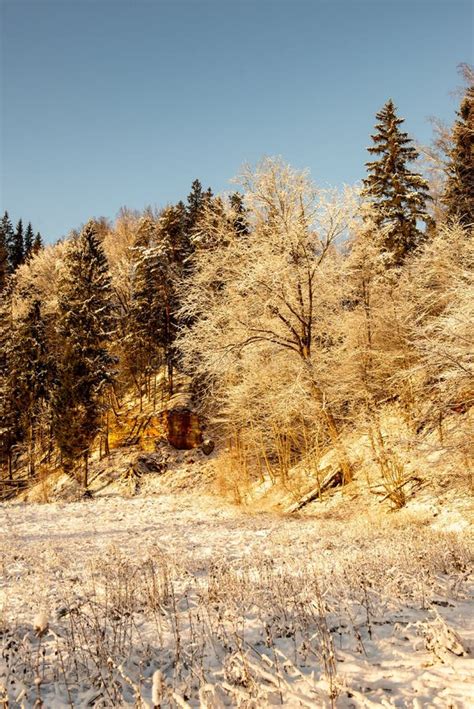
0,488 -> 472,707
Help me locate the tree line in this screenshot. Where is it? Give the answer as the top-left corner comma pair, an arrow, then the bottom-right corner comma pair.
0,214 -> 43,290
0,73 -> 472,489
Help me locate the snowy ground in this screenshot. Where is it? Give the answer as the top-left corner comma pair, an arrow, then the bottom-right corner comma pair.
0,490 -> 473,707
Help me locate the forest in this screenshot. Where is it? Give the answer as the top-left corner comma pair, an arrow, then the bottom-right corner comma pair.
1,70 -> 472,501
0,60 -> 472,707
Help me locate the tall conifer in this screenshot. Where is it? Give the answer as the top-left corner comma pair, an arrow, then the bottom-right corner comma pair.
10,297 -> 50,477
24,222 -> 35,259
0,212 -> 14,275
0,229 -> 8,293
0,287 -> 22,479
362,100 -> 430,264
442,83 -> 474,227
32,232 -> 43,254
53,221 -> 116,484
10,219 -> 25,271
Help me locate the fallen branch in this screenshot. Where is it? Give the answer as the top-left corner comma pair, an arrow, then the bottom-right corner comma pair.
286,468 -> 343,513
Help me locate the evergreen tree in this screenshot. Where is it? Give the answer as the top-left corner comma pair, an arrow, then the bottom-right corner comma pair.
0,212 -> 14,275
230,192 -> 250,237
53,221 -> 116,485
124,216 -> 177,399
442,83 -> 474,227
0,228 -> 8,294
186,179 -> 204,231
186,179 -> 213,236
10,297 -> 50,477
362,99 -> 430,264
10,219 -> 25,271
32,232 -> 43,254
0,287 -> 22,480
24,222 -> 35,259
160,202 -> 188,264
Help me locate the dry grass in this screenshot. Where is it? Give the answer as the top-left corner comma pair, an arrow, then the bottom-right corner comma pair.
1,506 -> 472,707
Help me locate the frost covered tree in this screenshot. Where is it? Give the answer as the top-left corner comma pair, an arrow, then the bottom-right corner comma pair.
442,80 -> 474,227
362,100 -> 430,265
53,221 -> 116,485
178,159 -> 357,483
229,192 -> 250,237
404,224 -> 474,422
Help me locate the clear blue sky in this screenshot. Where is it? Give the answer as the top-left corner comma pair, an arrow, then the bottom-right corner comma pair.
1,0 -> 472,243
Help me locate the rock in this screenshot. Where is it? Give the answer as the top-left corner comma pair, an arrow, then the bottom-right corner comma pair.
164,408 -> 202,450
133,454 -> 166,475
201,439 -> 215,455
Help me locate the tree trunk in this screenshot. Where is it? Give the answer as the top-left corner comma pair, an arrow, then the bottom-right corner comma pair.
304,361 -> 353,484
84,451 -> 88,489
104,409 -> 110,456
167,356 -> 174,396
29,421 -> 35,478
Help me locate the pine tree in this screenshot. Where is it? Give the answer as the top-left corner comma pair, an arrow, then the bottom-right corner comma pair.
24,222 -> 35,259
53,221 -> 116,485
442,83 -> 474,227
362,99 -> 430,264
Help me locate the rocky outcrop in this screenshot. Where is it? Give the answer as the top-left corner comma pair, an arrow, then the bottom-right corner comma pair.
164,407 -> 203,450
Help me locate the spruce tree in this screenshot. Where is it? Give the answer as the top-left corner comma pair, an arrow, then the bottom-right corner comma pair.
10,297 -> 50,477
24,222 -> 35,259
442,83 -> 474,227
0,212 -> 14,275
125,216 -> 176,399
53,221 -> 116,484
186,179 -> 204,231
0,286 -> 22,480
362,99 -> 430,264
186,179 -> 214,237
0,228 -> 8,294
10,219 -> 25,271
160,203 -> 187,264
230,192 -> 250,237
32,232 -> 43,254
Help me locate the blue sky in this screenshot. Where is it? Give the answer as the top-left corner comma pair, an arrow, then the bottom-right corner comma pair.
1,0 -> 472,242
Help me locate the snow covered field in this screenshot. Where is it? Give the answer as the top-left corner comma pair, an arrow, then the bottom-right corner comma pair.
0,491 -> 472,707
